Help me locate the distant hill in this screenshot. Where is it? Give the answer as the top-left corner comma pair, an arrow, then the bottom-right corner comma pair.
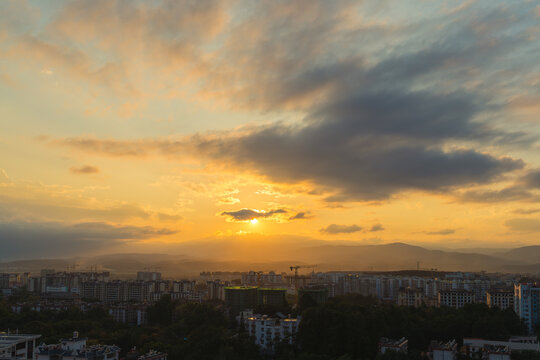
503,245 -> 540,264
1,240 -> 539,277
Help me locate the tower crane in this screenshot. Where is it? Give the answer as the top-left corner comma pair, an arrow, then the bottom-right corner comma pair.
289,265 -> 317,290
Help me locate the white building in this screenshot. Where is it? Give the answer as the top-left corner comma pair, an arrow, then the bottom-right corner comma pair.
0,333 -> 41,360
35,332 -> 120,360
430,340 -> 457,360
514,282 -> 540,334
239,313 -> 300,351
378,337 -> 408,354
464,337 -> 540,355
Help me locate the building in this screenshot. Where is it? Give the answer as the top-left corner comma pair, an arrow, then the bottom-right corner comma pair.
378,337 -> 408,354
108,304 -> 148,326
225,287 -> 288,315
430,340 -> 457,360
486,289 -> 514,310
397,287 -> 425,308
242,271 -> 284,286
438,290 -> 474,308
298,287 -> 328,305
137,272 -> 161,281
35,331 -> 120,360
126,349 -> 167,360
464,337 -> 540,355
225,287 -> 258,315
0,333 -> 41,360
483,345 -> 511,360
239,313 -> 301,351
257,288 -> 287,308
514,282 -> 540,334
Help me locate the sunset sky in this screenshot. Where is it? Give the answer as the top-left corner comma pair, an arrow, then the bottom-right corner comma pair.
1,0 -> 540,259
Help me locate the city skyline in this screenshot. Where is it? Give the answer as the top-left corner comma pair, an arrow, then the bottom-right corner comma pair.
2,0 -> 540,259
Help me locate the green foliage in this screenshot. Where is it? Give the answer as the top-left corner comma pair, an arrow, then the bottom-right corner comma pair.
0,294 -> 527,360
297,295 -> 525,360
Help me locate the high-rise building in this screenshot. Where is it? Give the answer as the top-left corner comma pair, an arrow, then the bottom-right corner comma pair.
514,282 -> 540,334
224,287 -> 258,315
257,288 -> 287,308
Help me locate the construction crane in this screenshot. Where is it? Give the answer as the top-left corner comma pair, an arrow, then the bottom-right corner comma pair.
289,265 -> 317,290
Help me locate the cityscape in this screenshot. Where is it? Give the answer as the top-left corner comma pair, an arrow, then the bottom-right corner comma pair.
1,266 -> 540,359
2,0 -> 540,359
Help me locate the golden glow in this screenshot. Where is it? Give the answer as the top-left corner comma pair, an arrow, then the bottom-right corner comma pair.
250,218 -> 259,224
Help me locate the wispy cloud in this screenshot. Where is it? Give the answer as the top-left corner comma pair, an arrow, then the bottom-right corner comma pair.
368,224 -> 385,232
289,212 -> 314,220
505,218 -> 540,233
70,165 -> 99,174
425,229 -> 456,235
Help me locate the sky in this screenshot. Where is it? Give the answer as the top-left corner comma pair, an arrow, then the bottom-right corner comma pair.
1,0 -> 540,260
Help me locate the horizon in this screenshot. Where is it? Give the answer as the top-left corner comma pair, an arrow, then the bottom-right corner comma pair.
2,0 -> 540,261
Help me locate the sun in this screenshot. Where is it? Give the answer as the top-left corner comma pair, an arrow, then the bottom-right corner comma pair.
250,218 -> 258,224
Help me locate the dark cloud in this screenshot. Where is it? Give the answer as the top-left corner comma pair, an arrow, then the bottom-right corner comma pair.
457,186 -> 538,203
425,229 -> 456,235
320,224 -> 363,234
195,116 -> 523,201
0,221 -> 176,260
220,208 -> 287,222
522,170 -> 540,189
288,212 -> 313,220
70,165 -> 99,174
368,224 -> 384,232
45,2 -> 536,202
505,218 -> 540,233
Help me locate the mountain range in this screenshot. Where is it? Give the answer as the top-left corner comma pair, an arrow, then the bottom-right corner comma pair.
1,238 -> 539,277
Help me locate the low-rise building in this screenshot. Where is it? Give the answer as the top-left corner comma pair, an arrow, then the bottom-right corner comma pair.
0,333 -> 41,360
378,337 -> 408,354
430,340 -> 457,360
464,337 -> 540,355
35,331 -> 120,360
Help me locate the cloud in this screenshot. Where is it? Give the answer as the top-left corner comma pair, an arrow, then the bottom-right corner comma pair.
0,169 -> 10,183
220,208 -> 288,222
320,224 -> 363,234
457,169 -> 540,203
512,209 -> 540,215
288,212 -> 314,220
16,0 -> 540,203
522,169 -> 540,189
505,218 -> 540,233
0,220 -> 177,260
70,165 -> 99,174
368,224 -> 385,232
425,229 -> 456,235
217,196 -> 240,205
